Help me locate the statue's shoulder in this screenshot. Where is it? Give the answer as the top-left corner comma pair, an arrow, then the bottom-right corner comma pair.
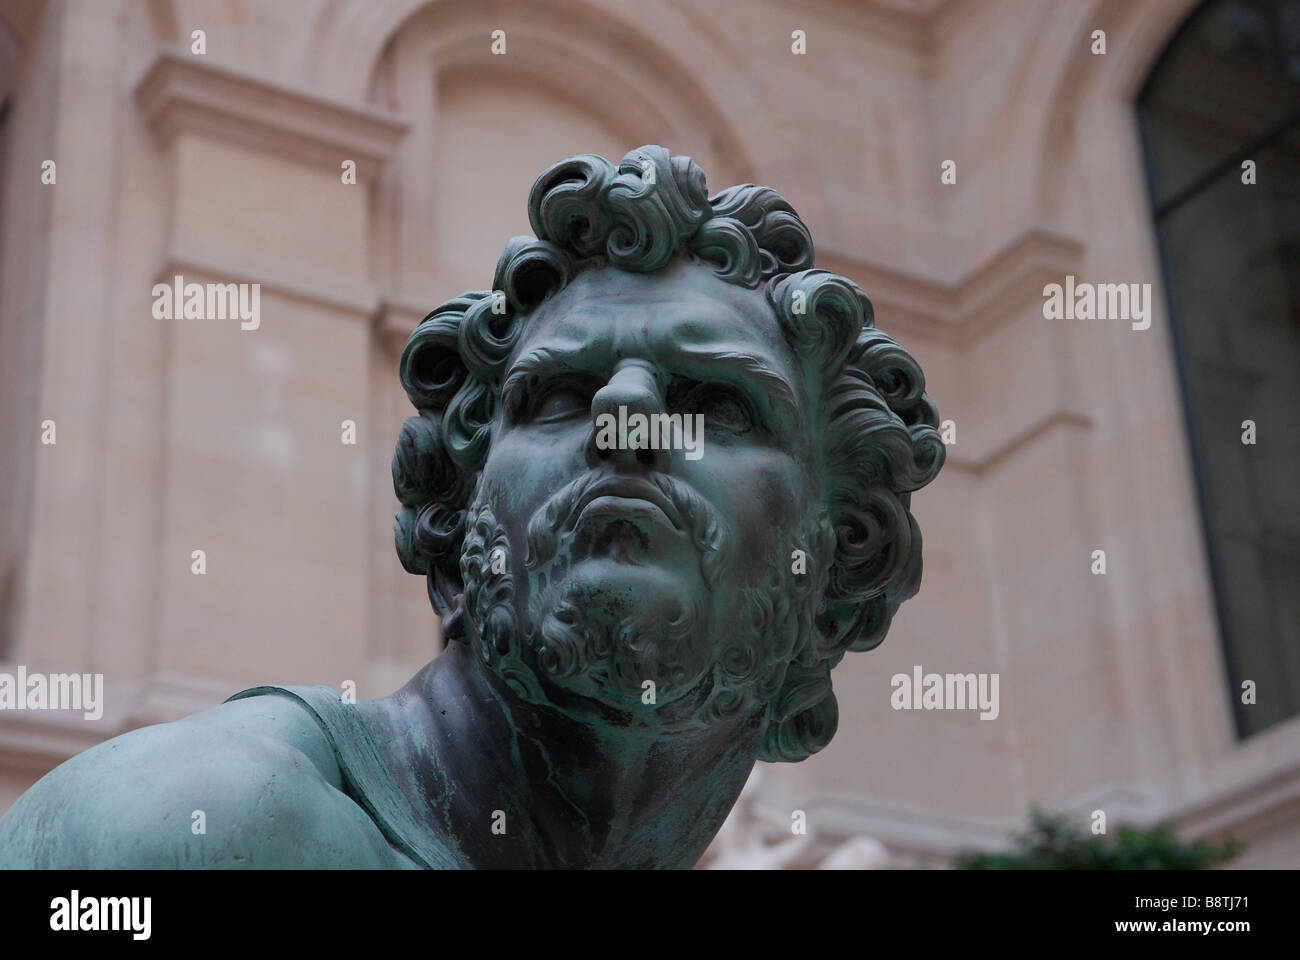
0,692 -> 413,869
228,682 -> 467,870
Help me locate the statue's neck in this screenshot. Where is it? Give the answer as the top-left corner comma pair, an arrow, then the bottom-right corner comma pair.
416,642 -> 760,868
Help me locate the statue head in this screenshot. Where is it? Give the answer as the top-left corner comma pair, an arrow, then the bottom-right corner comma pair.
392,146 -> 943,762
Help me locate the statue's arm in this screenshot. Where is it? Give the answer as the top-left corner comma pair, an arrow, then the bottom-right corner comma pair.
0,696 -> 409,869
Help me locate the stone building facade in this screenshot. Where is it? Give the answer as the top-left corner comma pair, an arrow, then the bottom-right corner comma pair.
0,0 -> 1295,867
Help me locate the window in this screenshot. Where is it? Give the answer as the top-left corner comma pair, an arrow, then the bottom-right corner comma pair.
1139,0 -> 1300,737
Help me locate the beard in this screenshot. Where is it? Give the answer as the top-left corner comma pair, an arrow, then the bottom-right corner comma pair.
457,474 -> 823,726
529,571 -> 706,702
520,470 -> 728,704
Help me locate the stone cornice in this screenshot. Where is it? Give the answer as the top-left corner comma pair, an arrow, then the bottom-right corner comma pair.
820,229 -> 1086,348
157,231 -> 380,319
133,49 -> 408,181
1168,717 -> 1300,842
943,410 -> 1093,476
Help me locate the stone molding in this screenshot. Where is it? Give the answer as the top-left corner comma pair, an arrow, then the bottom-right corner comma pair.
821,228 -> 1086,349
134,48 -> 408,182
157,232 -> 381,320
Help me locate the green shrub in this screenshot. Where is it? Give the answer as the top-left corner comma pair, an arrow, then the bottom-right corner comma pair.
954,807 -> 1242,869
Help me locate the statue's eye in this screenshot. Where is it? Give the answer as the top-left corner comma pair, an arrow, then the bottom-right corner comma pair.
682,384 -> 755,434
529,380 -> 590,424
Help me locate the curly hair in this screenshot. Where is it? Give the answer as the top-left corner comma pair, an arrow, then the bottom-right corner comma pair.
392,146 -> 944,762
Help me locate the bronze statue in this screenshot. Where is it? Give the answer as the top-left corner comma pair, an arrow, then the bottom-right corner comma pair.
0,147 -> 943,868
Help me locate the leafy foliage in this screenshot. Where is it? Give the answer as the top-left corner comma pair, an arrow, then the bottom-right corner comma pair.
954,807 -> 1242,870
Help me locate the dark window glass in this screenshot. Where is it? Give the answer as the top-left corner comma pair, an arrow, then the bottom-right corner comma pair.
1139,0 -> 1300,737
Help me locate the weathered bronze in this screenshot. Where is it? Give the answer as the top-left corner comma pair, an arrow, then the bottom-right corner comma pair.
0,147 -> 943,868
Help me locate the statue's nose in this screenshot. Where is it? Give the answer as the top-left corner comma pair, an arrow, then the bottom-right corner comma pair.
587,359 -> 670,469
590,359 -> 664,422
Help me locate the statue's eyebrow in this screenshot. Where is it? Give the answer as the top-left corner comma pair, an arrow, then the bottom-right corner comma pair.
502,346 -> 592,413
662,343 -> 802,426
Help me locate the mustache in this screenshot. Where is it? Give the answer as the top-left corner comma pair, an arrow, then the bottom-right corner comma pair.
524,471 -> 731,586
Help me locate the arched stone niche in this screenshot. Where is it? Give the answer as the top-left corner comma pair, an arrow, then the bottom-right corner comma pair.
355,0 -> 764,303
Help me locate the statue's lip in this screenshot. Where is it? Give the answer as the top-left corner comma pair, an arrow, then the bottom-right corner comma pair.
575,476 -> 682,531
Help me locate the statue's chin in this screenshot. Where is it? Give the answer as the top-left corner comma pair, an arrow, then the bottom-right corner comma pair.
525,559 -> 713,707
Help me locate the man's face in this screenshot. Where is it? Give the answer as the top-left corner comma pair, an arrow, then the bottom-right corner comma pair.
471,259 -> 823,712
